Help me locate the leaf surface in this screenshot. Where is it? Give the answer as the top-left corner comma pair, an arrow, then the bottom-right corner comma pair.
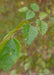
36,19 -> 48,35
50,17 -> 54,24
22,23 -> 38,45
0,38 -> 21,72
31,3 -> 39,11
18,7 -> 28,12
39,12 -> 48,20
26,10 -> 35,20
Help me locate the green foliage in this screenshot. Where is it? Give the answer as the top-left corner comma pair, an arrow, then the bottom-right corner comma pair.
10,70 -> 17,75
36,19 -> 48,35
0,2 -> 50,72
39,73 -> 43,75
41,61 -> 46,68
31,3 -> 39,11
22,23 -> 38,45
24,62 -> 30,71
18,7 -> 28,12
39,12 -> 48,20
3,21 -> 29,40
26,10 -> 35,20
0,38 -> 21,72
50,17 -> 54,24
44,69 -> 50,74
39,70 -> 43,75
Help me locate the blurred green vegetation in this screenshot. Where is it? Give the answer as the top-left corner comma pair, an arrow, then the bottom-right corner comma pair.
0,0 -> 54,75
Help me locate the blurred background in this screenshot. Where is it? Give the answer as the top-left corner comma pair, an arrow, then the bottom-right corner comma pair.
0,0 -> 54,75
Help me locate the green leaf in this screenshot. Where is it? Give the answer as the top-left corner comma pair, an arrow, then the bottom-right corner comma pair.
39,70 -> 43,75
26,10 -> 35,20
18,7 -> 28,12
24,62 -> 30,71
44,69 -> 50,74
39,12 -> 48,20
41,61 -> 46,68
39,73 -> 43,75
50,17 -> 54,24
22,23 -> 38,46
39,69 -> 42,73
31,3 -> 39,11
10,70 -> 17,75
36,19 -> 48,35
0,38 -> 21,72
